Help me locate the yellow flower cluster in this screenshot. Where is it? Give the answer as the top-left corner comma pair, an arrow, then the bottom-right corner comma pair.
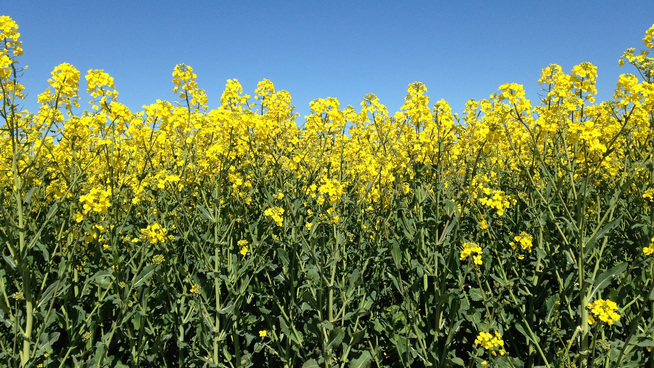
0,15 -> 23,83
477,188 -> 513,217
644,238 -> 654,256
474,330 -> 506,356
238,239 -> 249,256
587,299 -> 621,325
41,62 -> 81,111
152,254 -> 165,264
471,176 -> 516,217
79,187 -> 112,215
272,191 -> 284,200
509,231 -> 533,259
264,207 -> 285,227
317,177 -> 344,205
460,242 -> 483,265
172,63 -> 208,110
140,223 -> 168,244
86,68 -> 117,108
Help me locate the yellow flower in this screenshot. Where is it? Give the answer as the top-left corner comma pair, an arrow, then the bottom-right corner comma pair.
510,231 -> 534,259
474,330 -> 506,356
152,254 -> 165,264
477,215 -> 488,230
273,191 -> 284,200
460,242 -> 483,265
259,330 -> 267,337
190,283 -> 201,294
140,223 -> 167,244
264,207 -> 285,226
587,299 -> 620,325
644,238 -> 654,256
79,187 -> 112,215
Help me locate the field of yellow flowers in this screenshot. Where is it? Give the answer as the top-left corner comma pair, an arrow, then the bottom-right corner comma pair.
1,15 -> 654,368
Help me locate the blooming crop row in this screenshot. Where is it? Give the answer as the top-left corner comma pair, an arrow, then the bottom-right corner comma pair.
1,15 -> 654,367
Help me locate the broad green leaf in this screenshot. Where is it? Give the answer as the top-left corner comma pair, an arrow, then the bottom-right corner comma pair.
349,350 -> 372,368
469,288 -> 483,302
277,247 -> 290,268
588,262 -> 627,300
350,330 -> 365,346
349,268 -> 361,289
514,321 -> 534,344
35,240 -> 49,262
636,340 -> 654,347
133,264 -> 156,288
23,186 -> 36,205
584,216 -> 622,253
325,327 -> 345,351
302,359 -> 320,368
35,331 -> 60,356
2,255 -> 16,270
196,204 -> 215,222
446,357 -> 465,366
218,303 -> 235,314
37,281 -> 69,309
391,241 -> 402,268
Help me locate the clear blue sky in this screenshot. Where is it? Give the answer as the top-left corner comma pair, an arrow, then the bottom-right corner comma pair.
4,1 -> 654,120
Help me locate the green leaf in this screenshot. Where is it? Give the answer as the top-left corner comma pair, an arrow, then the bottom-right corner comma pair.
585,216 -> 622,253
37,281 -> 69,309
469,288 -> 483,302
35,331 -> 60,356
394,336 -> 410,365
514,321 -> 534,344
197,204 -> 215,222
350,329 -> 365,346
302,359 -> 320,368
349,350 -> 372,368
301,290 -> 317,310
325,327 -> 345,351
35,240 -> 49,262
636,340 -> 654,347
45,202 -> 58,222
23,186 -> 36,205
218,304 -> 235,314
588,262 -> 627,300
446,357 -> 465,366
306,265 -> 320,283
133,264 -> 156,288
349,268 -> 361,289
86,269 -> 113,289
391,241 -> 402,268
279,316 -> 301,344
91,341 -> 107,367
277,248 -> 290,268
2,255 -> 16,270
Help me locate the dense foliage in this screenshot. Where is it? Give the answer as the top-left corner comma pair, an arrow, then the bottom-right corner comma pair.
2,15 -> 654,367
